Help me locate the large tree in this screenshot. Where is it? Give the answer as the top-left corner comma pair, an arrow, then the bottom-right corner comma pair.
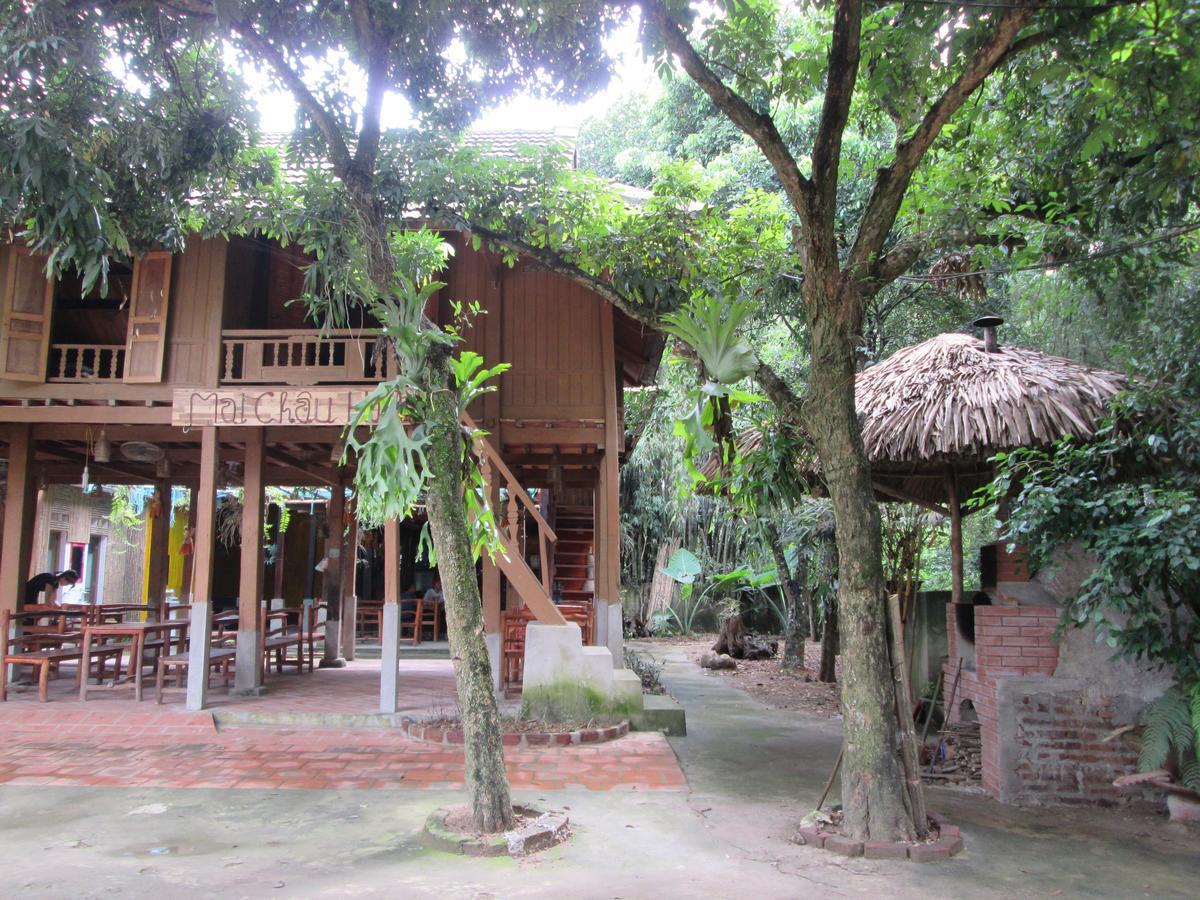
415,0 -> 1198,841
1,0 -> 619,833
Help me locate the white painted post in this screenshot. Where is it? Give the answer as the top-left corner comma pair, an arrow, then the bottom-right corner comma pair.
185,598 -> 212,711
379,600 -> 400,714
185,425 -> 219,711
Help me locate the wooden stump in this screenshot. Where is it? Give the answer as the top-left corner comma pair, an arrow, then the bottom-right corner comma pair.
712,614 -> 778,660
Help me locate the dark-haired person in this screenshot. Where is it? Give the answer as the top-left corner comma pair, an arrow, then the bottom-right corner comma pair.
24,569 -> 79,607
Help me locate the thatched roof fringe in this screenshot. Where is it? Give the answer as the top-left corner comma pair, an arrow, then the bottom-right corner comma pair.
857,334 -> 1127,464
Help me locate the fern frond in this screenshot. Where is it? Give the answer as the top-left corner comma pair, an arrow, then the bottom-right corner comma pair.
1139,688 -> 1192,772
1180,758 -> 1200,793
1191,683 -> 1200,766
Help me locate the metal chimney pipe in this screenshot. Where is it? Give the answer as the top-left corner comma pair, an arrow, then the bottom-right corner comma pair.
973,315 -> 1004,352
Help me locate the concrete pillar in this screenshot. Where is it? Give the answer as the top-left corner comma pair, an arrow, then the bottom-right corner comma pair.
185,426 -> 219,711
379,517 -> 402,713
379,600 -> 400,714
320,481 -> 346,668
486,631 -> 502,693
235,427 -> 266,695
481,473 -> 501,686
597,454 -> 624,667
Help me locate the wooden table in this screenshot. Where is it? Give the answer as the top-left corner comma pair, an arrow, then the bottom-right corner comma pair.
79,619 -> 192,701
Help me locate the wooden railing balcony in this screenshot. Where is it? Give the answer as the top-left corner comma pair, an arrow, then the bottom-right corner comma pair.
220,329 -> 390,386
47,344 -> 126,382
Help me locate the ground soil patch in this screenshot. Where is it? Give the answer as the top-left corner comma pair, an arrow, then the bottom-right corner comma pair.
636,636 -> 842,718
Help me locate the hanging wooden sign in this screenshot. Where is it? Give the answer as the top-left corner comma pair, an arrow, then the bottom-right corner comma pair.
172,387 -> 372,428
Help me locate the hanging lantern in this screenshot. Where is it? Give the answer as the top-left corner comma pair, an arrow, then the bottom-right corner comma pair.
93,428 -> 111,463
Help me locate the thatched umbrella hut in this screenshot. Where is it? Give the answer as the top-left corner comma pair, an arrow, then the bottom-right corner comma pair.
703,319 -> 1128,603
856,319 -> 1126,602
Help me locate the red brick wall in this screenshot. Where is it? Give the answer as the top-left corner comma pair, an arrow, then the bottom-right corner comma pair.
996,545 -> 1031,583
975,606 -> 1059,676
944,664 -> 1003,797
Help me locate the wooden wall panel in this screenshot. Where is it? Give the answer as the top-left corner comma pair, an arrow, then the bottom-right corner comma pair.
500,268 -> 604,420
166,238 -> 227,386
444,236 -> 503,425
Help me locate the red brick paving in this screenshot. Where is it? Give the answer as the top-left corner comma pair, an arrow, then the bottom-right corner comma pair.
0,658 -> 686,793
1,658 -> 457,715
0,717 -> 684,792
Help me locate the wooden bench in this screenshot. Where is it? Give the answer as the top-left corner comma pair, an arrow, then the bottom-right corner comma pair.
2,644 -> 126,702
260,608 -> 307,677
155,645 -> 236,704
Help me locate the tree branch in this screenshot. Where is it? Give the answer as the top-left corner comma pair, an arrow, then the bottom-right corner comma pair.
639,0 -> 813,213
811,1 -> 862,221
755,361 -> 811,434
844,2 -> 1035,284
873,227 -> 1025,285
227,17 -> 353,177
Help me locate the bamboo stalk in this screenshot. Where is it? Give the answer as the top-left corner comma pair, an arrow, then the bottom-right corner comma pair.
888,592 -> 927,834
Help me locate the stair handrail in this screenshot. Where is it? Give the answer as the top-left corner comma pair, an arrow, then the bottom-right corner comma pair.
462,414 -> 558,544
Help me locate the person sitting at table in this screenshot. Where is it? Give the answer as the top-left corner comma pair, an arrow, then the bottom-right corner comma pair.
423,575 -> 444,609
24,569 -> 79,607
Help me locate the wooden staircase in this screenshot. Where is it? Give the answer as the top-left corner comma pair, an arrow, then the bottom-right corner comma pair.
465,416 -> 565,627
552,504 -> 595,608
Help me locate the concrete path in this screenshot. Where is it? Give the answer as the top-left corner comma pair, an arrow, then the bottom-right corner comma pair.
1,643 -> 1196,898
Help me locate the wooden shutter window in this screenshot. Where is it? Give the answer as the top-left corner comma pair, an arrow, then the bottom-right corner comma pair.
124,250 -> 173,383
0,247 -> 54,382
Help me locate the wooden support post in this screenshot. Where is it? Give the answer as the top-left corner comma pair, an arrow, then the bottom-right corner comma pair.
380,517 -> 401,713
146,478 -> 172,609
320,480 -> 346,667
1,425 -> 35,683
945,468 -> 964,606
186,426 -> 219,711
598,303 -> 623,664
340,503 -> 359,661
235,427 -> 266,694
181,488 -> 198,602
271,501 -> 286,602
0,424 -> 36,619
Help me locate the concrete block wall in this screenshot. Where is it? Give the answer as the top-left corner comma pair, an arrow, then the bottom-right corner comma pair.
997,680 -> 1148,806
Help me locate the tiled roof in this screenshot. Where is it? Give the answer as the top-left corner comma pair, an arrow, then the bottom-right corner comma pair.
260,127 -> 577,184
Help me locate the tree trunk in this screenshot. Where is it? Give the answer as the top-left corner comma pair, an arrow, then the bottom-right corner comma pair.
818,598 -> 838,683
807,293 -> 917,842
422,354 -> 514,833
348,185 -> 514,833
763,521 -> 806,670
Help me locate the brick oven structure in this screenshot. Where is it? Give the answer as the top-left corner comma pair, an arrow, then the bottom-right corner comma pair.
944,542 -> 1167,805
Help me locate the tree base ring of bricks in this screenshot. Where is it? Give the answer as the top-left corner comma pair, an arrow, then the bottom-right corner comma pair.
402,718 -> 629,748
791,813 -> 964,862
422,805 -> 571,857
